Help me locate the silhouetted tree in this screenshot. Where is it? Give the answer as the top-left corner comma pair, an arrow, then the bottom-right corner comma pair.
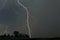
6,34 -> 10,39
13,31 -> 29,38
13,31 -> 19,37
19,33 -> 29,38
11,35 -> 13,37
3,34 -> 6,37
24,34 -> 29,38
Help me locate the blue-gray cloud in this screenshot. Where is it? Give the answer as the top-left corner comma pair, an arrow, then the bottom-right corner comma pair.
0,0 -> 60,38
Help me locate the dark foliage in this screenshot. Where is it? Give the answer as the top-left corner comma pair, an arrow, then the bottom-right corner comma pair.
0,31 -> 60,40
0,31 -> 30,40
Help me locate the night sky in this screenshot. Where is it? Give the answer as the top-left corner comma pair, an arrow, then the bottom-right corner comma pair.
0,0 -> 60,38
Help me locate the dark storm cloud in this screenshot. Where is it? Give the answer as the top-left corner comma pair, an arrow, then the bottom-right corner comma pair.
28,0 -> 60,38
0,0 -> 26,24
0,0 -> 60,38
0,0 -> 27,34
0,0 -> 17,24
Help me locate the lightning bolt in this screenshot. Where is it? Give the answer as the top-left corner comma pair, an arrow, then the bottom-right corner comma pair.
17,0 -> 31,38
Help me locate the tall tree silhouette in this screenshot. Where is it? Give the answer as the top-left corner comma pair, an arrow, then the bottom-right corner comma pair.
13,31 -> 19,37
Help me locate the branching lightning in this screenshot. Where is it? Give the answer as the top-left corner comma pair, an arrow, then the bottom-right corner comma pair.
17,0 -> 31,38
0,0 -> 31,38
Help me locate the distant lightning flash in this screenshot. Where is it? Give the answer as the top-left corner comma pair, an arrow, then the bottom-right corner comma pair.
17,0 -> 31,38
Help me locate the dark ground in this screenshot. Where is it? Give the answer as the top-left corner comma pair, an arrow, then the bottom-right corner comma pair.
0,37 -> 60,40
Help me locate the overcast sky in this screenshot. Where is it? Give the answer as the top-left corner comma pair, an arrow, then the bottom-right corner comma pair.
0,0 -> 60,38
